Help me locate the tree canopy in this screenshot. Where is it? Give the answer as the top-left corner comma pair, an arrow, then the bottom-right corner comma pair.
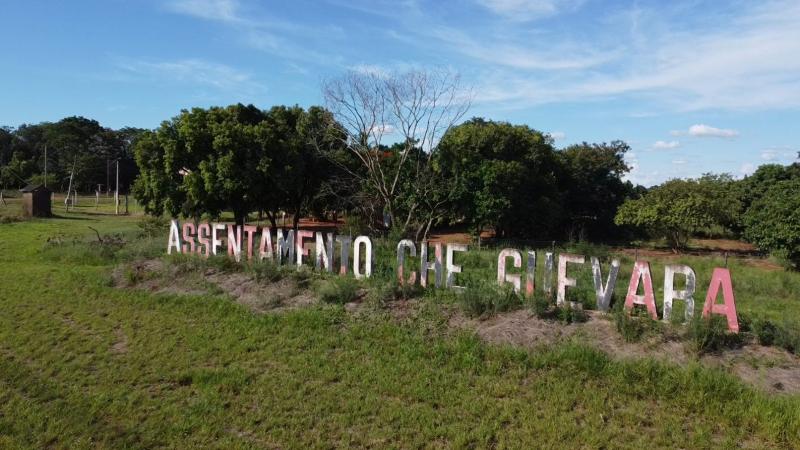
132,104 -> 345,226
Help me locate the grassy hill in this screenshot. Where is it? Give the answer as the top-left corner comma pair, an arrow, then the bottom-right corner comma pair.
0,207 -> 799,448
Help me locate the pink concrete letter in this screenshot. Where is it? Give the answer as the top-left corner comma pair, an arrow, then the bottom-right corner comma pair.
624,261 -> 658,320
702,268 -> 739,333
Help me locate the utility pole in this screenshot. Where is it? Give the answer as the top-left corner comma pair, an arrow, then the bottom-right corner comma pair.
115,160 -> 120,215
65,157 -> 76,211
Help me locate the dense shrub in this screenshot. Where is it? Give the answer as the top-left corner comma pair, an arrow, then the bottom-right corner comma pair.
458,282 -> 522,318
317,277 -> 360,305
686,315 -> 744,355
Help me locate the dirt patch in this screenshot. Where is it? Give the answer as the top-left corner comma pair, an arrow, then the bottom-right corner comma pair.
112,259 -> 317,314
111,327 -> 129,354
449,309 -> 800,394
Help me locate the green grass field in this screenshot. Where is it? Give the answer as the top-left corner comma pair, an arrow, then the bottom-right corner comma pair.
1,207 -> 799,448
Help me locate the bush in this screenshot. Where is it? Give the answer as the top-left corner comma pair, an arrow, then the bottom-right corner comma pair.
565,287 -> 595,311
613,303 -> 661,343
528,289 -> 587,324
205,254 -> 240,273
317,277 -> 360,305
751,317 -> 778,346
138,215 -> 168,238
686,315 -> 743,355
458,282 -> 522,318
556,304 -> 588,324
774,324 -> 800,355
249,260 -> 284,283
530,290 -> 553,319
743,178 -> 800,269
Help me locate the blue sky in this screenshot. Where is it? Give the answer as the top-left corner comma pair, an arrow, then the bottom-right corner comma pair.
2,0 -> 799,185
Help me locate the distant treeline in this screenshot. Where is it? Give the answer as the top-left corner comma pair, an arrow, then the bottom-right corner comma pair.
0,117 -> 143,193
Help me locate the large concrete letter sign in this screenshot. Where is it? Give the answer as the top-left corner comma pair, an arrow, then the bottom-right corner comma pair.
396,239 -> 417,285
276,229 -> 295,266
702,268 -> 739,332
336,235 -> 351,275
243,225 -> 258,261
212,223 -> 226,256
315,232 -> 334,272
227,225 -> 242,262
663,264 -> 696,324
182,222 -> 196,254
168,219 -> 182,254
353,236 -> 372,279
557,254 -> 585,306
295,230 -> 314,267
543,252 -> 555,296
591,257 -> 620,312
197,223 -> 211,257
497,248 -> 522,293
624,261 -> 658,319
258,227 -> 273,261
526,251 -> 536,297
446,244 -> 467,290
420,241 -> 443,288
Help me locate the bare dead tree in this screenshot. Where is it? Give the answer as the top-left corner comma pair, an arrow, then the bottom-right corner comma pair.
322,68 -> 470,234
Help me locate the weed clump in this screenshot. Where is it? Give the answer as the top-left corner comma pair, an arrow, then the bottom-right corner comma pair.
317,277 -> 360,305
529,290 -> 587,324
458,281 -> 522,318
137,215 -> 168,238
748,316 -> 800,355
249,260 -> 284,283
686,315 -> 744,355
612,303 -> 661,343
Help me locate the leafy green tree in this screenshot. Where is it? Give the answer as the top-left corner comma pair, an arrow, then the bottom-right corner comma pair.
743,178 -> 800,268
737,164 -> 800,217
257,105 -> 345,229
0,118 -> 141,192
132,104 -> 342,227
614,179 -> 720,250
133,104 -> 267,224
557,141 -> 632,241
435,118 -> 563,238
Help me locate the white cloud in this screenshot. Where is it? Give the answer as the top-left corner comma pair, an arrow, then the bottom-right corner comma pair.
672,159 -> 687,165
166,0 -> 242,23
549,131 -> 566,140
760,147 -> 798,161
475,0 -> 585,21
687,124 -> 739,138
116,58 -> 265,94
652,140 -> 680,149
164,0 -> 343,65
740,162 -> 756,176
761,150 -> 779,161
463,1 -> 800,111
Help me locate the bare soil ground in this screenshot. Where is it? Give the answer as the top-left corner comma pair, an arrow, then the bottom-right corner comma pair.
113,259 -> 800,394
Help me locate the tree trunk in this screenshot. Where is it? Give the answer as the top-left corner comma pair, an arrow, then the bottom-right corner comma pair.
234,210 -> 245,227
265,211 -> 278,229
292,209 -> 300,231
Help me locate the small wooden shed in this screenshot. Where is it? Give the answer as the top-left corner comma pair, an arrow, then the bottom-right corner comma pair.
20,184 -> 52,217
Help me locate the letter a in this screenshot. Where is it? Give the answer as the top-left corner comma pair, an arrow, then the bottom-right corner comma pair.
702,268 -> 739,333
624,261 -> 658,319
167,219 -> 182,255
